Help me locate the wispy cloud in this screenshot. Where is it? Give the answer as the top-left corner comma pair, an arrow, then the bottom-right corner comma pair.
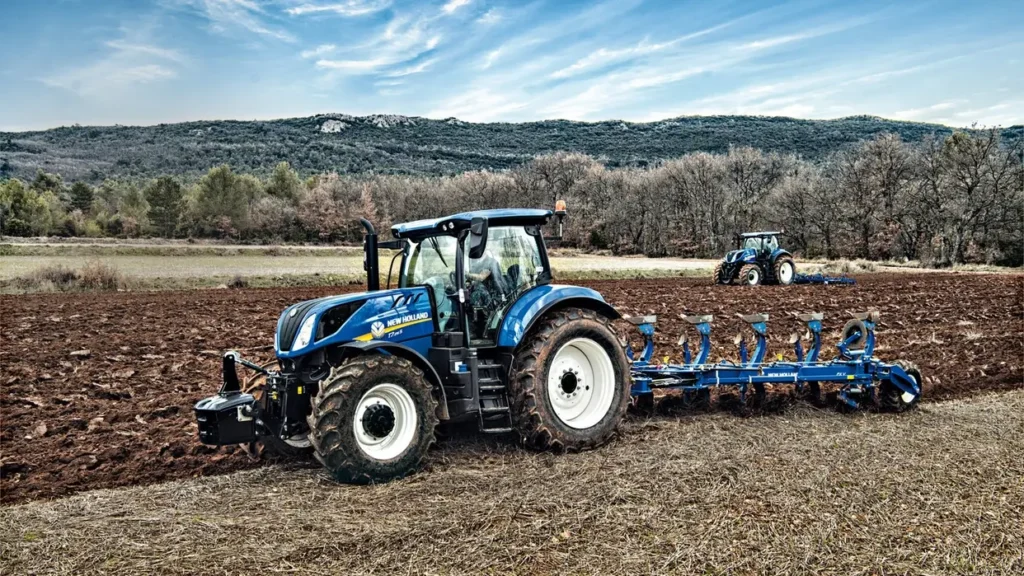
300,43 -> 336,58
284,0 -> 391,17
176,0 -> 296,42
476,8 -> 501,25
43,35 -> 184,97
384,57 -> 437,77
550,21 -> 733,80
428,88 -> 527,121
314,15 -> 441,74
441,0 -> 471,15
103,40 -> 186,63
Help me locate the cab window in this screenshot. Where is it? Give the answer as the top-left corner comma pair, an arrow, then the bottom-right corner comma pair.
464,226 -> 543,342
403,236 -> 460,331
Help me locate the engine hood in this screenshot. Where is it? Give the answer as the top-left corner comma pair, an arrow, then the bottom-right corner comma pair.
725,248 -> 755,263
275,287 -> 435,358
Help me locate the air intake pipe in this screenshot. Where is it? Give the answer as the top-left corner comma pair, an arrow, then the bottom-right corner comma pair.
360,218 -> 379,292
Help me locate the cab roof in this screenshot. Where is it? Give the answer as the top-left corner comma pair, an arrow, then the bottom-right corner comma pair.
391,208 -> 552,240
739,231 -> 782,238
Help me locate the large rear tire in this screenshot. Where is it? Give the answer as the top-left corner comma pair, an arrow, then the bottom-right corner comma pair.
773,256 -> 796,286
510,308 -> 630,451
307,355 -> 438,484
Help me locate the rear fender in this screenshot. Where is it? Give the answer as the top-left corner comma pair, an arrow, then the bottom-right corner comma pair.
331,341 -> 449,420
770,248 -> 793,262
497,285 -> 620,348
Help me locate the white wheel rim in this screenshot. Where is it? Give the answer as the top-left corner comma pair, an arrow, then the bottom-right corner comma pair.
747,269 -> 760,285
779,262 -> 793,283
353,383 -> 417,460
547,338 -> 616,429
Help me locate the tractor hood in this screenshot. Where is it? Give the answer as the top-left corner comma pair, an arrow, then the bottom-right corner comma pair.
274,287 -> 435,358
725,248 -> 756,264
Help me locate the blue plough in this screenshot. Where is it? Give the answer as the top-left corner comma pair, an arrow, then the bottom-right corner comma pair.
625,310 -> 921,411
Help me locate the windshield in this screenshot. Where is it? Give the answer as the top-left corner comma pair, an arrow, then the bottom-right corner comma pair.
743,237 -> 762,250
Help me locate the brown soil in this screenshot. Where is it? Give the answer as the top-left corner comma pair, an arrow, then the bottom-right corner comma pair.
1,273 -> 1021,505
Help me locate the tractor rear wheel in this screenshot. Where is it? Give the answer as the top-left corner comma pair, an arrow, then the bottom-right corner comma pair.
307,355 -> 438,484
510,308 -> 630,451
713,262 -> 730,284
774,256 -> 796,286
739,264 -> 763,286
880,360 -> 922,412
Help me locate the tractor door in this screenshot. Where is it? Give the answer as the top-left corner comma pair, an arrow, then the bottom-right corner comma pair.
463,226 -> 545,345
401,235 -> 462,332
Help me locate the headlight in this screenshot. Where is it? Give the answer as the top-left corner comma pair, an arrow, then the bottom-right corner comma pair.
292,315 -> 317,350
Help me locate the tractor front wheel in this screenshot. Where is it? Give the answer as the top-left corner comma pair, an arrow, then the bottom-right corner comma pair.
713,262 -> 731,284
510,308 -> 630,451
307,355 -> 438,484
739,264 -> 763,286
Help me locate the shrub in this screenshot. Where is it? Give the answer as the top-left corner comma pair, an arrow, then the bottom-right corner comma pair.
28,264 -> 80,291
78,260 -> 124,291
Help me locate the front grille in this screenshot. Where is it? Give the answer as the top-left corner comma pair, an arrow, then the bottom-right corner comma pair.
278,298 -> 329,352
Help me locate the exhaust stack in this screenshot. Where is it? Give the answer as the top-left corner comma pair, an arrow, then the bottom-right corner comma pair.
360,218 -> 379,292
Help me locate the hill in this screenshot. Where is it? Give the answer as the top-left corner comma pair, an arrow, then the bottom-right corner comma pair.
1,114 -> 1021,183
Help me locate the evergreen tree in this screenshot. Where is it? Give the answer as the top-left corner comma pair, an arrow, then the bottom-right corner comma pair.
266,161 -> 302,203
144,176 -> 183,237
70,181 -> 94,212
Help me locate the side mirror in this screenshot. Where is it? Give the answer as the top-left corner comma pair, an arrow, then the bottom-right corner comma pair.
468,216 -> 488,259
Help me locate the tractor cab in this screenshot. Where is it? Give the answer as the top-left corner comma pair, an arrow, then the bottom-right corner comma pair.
739,232 -> 780,254
392,209 -> 553,346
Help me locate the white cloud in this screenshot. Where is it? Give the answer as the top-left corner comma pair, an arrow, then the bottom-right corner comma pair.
442,0 -> 471,15
315,15 -> 441,75
427,88 -> 527,122
103,40 -> 186,63
549,22 -> 734,80
285,0 -> 391,17
476,8 -> 501,25
384,58 -> 437,77
175,0 -> 296,42
300,43 -> 336,58
43,36 -> 182,97
893,101 -> 961,119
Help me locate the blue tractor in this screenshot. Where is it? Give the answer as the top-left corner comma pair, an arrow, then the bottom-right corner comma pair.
195,206 -> 633,483
194,208 -> 913,484
714,231 -> 796,286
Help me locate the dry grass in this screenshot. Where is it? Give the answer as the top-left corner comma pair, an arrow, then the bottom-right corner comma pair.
2,390 -> 1022,575
3,260 -> 126,293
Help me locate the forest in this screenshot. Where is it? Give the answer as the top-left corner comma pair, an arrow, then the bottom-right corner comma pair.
2,114 -> 1021,184
0,128 -> 1021,267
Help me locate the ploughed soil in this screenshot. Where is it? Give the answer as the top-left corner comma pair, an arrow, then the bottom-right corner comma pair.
1,273 -> 1021,505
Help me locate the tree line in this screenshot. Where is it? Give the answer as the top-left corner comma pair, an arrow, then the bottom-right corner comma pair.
1,129 -> 1021,266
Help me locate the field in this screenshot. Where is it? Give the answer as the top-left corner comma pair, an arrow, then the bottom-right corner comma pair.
1,272 -> 1022,574
0,243 -> 718,290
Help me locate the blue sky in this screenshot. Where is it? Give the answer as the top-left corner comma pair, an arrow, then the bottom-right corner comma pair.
1,0 -> 1021,131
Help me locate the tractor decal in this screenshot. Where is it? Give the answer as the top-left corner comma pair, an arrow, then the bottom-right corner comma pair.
356,314 -> 431,341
